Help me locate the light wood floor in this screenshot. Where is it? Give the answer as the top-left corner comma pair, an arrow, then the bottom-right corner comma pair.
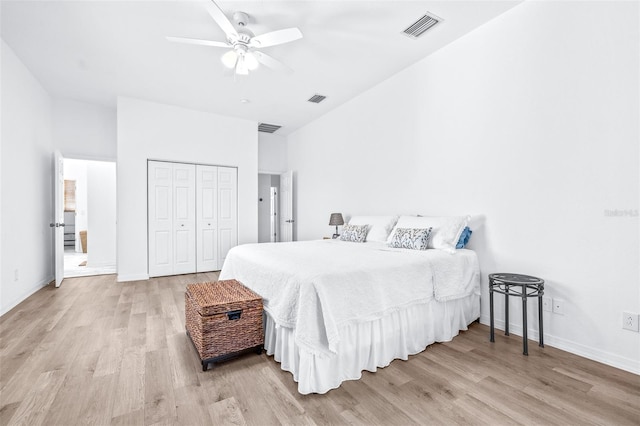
1,273 -> 638,425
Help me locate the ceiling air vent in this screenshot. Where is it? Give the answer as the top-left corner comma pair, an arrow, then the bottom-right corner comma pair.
308,94 -> 327,104
258,123 -> 282,133
403,12 -> 441,39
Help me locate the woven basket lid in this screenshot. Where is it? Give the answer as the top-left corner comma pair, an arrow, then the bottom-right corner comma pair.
186,280 -> 261,316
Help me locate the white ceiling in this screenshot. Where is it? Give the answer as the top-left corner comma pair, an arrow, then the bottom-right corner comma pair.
1,1 -> 521,135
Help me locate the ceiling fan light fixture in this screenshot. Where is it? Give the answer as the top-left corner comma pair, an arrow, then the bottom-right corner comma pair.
235,56 -> 249,75
244,52 -> 259,71
221,50 -> 238,68
168,0 -> 303,76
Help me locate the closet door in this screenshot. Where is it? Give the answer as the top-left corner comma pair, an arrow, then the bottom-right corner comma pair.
172,163 -> 196,275
196,165 -> 218,272
217,167 -> 238,268
148,161 -> 174,277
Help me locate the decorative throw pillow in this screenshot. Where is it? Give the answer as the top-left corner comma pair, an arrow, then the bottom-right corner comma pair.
339,224 -> 368,243
387,215 -> 470,253
456,227 -> 472,249
388,227 -> 433,250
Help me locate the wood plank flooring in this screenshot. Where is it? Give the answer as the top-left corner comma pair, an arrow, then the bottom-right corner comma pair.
1,273 -> 638,425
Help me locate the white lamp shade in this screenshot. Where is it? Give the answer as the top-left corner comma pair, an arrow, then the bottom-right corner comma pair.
235,56 -> 249,75
221,50 -> 238,68
244,52 -> 259,70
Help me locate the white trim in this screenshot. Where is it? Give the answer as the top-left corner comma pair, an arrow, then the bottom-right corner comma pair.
0,276 -> 53,317
117,273 -> 149,282
85,261 -> 117,268
480,315 -> 640,376
258,170 -> 285,175
63,154 -> 117,163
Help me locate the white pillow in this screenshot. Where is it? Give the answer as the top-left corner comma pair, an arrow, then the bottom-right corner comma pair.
348,215 -> 399,242
387,215 -> 470,253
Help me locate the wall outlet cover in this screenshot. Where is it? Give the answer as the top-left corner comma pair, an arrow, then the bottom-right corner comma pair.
622,312 -> 639,332
542,297 -> 552,312
553,299 -> 565,315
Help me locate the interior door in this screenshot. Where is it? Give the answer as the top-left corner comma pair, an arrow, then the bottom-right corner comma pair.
52,151 -> 65,287
172,163 -> 196,275
217,167 -> 238,267
148,161 -> 174,277
196,165 -> 218,272
279,171 -> 294,242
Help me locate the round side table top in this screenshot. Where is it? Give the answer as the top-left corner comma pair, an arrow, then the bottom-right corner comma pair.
489,273 -> 544,285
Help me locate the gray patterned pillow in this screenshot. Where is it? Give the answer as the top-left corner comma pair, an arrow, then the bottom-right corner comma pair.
388,227 -> 433,250
339,224 -> 368,243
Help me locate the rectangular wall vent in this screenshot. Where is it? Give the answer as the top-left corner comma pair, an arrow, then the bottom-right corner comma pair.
258,123 -> 282,133
403,12 -> 441,39
308,94 -> 327,104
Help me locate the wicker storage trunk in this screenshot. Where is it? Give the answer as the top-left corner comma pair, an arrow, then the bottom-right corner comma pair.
185,280 -> 264,371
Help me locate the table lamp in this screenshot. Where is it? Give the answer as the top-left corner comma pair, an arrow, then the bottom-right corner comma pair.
329,213 -> 344,239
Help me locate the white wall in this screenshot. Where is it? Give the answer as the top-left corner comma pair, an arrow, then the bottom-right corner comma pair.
117,96 -> 258,281
87,161 -> 116,266
288,1 -> 639,373
1,39 -> 54,315
53,99 -> 117,161
258,132 -> 287,173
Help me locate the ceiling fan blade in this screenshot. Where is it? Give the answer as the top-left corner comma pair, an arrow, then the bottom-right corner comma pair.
249,28 -> 303,48
204,0 -> 238,40
253,51 -> 293,73
166,36 -> 230,48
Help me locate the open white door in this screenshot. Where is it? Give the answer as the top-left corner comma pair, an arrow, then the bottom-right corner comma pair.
279,171 -> 294,242
51,151 -> 65,287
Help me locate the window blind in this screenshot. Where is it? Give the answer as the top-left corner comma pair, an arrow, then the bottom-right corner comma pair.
64,180 -> 76,212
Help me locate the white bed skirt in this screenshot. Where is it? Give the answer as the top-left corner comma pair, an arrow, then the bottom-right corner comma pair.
264,293 -> 481,394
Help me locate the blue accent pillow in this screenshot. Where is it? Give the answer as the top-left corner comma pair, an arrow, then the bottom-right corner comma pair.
456,227 -> 472,249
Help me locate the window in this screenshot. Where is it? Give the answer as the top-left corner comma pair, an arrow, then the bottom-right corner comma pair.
64,180 -> 76,212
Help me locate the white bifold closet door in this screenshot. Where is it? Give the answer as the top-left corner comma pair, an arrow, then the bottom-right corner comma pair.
196,165 -> 217,272
148,161 -> 197,277
149,161 -> 237,277
216,167 -> 238,267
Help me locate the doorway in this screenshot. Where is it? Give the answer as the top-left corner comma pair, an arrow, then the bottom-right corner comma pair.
63,158 -> 117,278
258,173 -> 280,243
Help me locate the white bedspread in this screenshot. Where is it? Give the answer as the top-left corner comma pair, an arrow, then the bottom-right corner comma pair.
219,240 -> 479,357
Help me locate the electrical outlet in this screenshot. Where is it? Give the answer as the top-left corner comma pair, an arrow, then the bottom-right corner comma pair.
622,312 -> 639,332
14,269 -> 19,281
553,299 -> 565,315
542,297 -> 552,312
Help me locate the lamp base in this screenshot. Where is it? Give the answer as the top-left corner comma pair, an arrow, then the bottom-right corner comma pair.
332,234 -> 340,239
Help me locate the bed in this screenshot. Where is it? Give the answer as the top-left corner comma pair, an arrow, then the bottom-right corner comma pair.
219,215 -> 480,394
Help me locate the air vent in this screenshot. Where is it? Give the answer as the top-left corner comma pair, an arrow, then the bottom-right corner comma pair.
403,12 -> 441,39
308,94 -> 327,104
258,123 -> 282,133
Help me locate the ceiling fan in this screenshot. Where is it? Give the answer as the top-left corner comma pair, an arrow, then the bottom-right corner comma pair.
167,0 -> 303,75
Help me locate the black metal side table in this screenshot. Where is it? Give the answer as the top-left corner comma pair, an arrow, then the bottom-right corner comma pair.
489,273 -> 545,355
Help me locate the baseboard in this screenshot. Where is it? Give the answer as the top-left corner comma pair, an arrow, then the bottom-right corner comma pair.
86,261 -> 116,268
479,315 -> 640,376
116,273 -> 149,282
0,276 -> 54,317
